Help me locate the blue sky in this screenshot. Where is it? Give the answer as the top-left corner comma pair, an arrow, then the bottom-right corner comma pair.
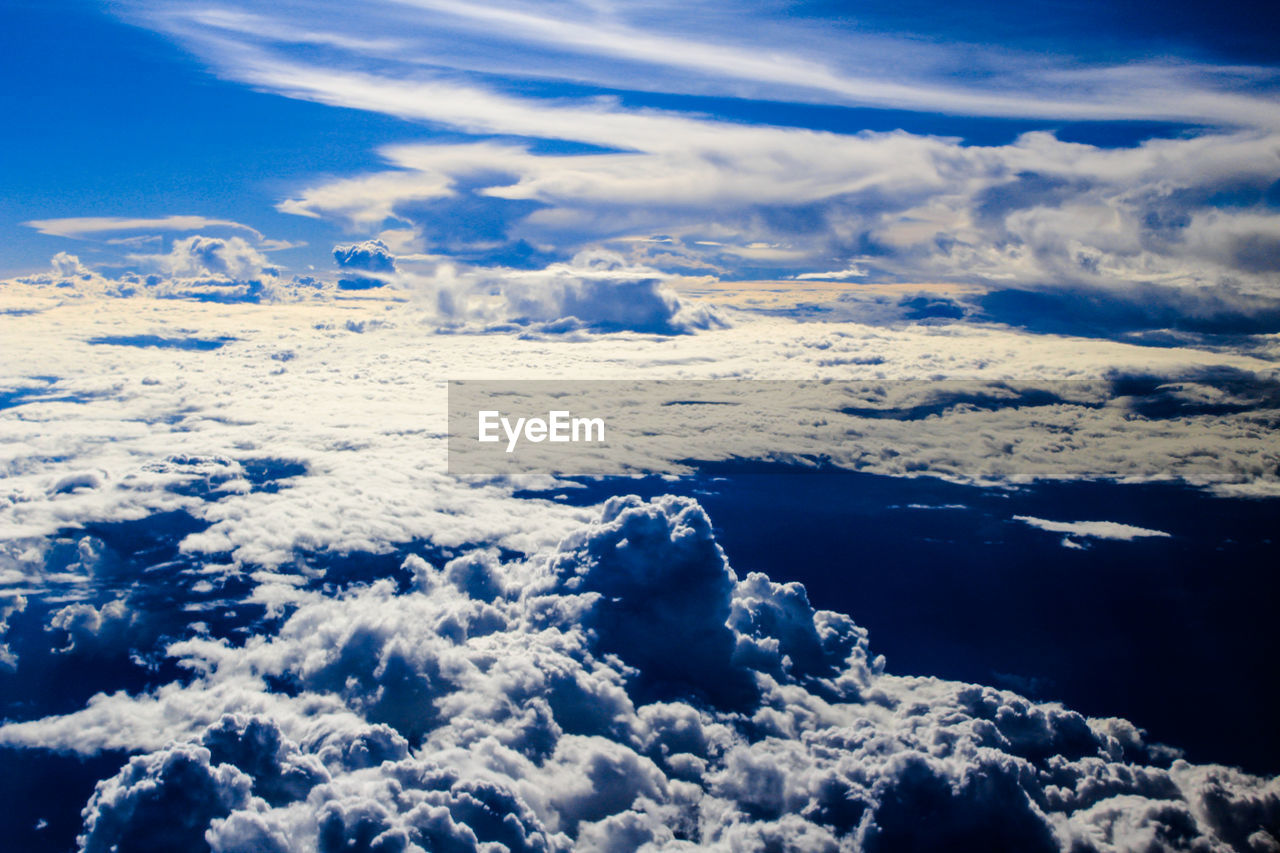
4,0 -> 1280,297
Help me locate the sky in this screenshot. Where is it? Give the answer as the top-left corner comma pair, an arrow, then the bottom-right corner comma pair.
3,2 -> 1280,852
5,0 -> 1280,312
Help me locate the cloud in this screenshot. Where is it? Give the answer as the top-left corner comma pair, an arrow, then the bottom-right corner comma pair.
24,216 -> 264,241
333,240 -> 395,274
138,235 -> 274,280
794,266 -> 868,281
976,283 -> 1280,337
5,496 -> 1278,851
425,250 -> 721,333
141,1 -> 1280,127
550,494 -> 759,709
333,239 -> 396,290
1014,516 -> 1173,541
270,119 -> 1280,332
47,598 -> 134,654
78,742 -> 256,853
8,241 -> 332,304
0,593 -> 25,671
76,1 -> 1280,333
1,290 -> 1277,586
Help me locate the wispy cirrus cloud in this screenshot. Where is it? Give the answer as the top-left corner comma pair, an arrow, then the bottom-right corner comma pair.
1013,516 -> 1173,541
138,0 -> 1280,127
23,215 -> 265,241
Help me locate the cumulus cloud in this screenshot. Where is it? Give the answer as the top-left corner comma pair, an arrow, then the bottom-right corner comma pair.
136,235 -> 274,281
47,598 -> 134,654
425,250 -> 720,334
79,742 -> 257,853
0,592 -> 25,671
7,239 -> 331,304
333,239 -> 396,290
5,497 -> 1277,851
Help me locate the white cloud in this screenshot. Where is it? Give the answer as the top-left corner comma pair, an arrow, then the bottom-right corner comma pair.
60,2 -> 1273,328
794,266 -> 868,281
268,119 -> 1280,303
419,249 -> 720,333
1,288 -> 1276,574
4,495 -> 1277,850
1013,516 -> 1173,541
141,1 -> 1280,127
137,235 -> 274,280
24,216 -> 265,241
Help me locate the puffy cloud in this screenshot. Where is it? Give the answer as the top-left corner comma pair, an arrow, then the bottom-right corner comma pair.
78,742 -> 256,853
51,251 -> 92,279
0,592 -> 25,671
257,71 -> 1280,330
4,496 -> 1278,851
1,288 -> 1278,850
122,235 -> 286,302
333,239 -> 396,290
550,494 -> 757,708
426,250 -> 720,333
198,714 -> 329,806
47,597 -> 133,654
142,235 -> 272,280
7,239 -> 332,304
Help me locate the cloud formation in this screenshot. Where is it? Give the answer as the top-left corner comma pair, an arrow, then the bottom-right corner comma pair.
271,127 -> 1280,317
143,0 -> 1280,127
140,235 -> 275,281
23,216 -> 265,241
1014,516 -> 1173,542
333,239 -> 397,290
4,2 -> 1268,338
413,249 -> 719,333
4,496 -> 1277,851
7,238 -> 325,304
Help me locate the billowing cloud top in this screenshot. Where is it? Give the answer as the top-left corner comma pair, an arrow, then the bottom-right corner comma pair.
5,496 -> 1277,852
333,239 -> 396,274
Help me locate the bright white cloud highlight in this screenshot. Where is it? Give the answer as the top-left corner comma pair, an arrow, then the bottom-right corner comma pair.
1014,516 -> 1173,541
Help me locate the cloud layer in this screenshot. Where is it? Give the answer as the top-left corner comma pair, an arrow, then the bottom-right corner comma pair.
89,0 -> 1280,335
6,496 -> 1277,851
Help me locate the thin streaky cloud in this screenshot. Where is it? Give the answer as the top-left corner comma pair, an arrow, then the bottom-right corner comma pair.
1013,516 -> 1173,541
139,0 -> 1280,128
182,7 -> 409,53
24,216 -> 265,241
